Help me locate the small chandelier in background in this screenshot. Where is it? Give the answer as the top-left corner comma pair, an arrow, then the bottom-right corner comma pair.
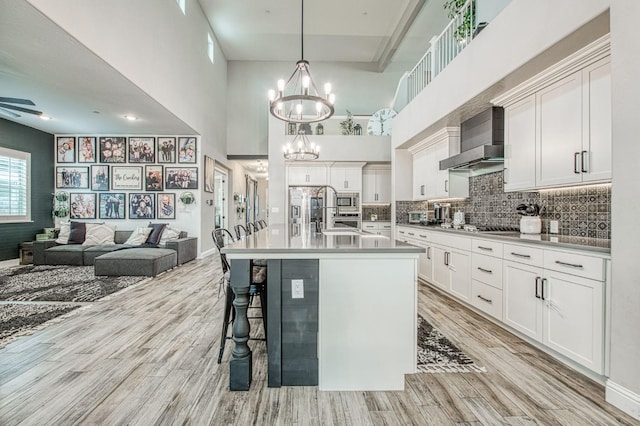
283,130 -> 319,161
268,0 -> 335,124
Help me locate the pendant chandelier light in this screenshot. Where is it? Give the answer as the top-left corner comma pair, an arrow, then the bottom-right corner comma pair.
283,130 -> 319,161
268,0 -> 335,124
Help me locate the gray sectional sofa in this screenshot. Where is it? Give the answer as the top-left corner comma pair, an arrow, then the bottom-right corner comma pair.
33,230 -> 197,276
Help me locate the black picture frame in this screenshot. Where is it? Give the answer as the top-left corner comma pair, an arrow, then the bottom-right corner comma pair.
129,193 -> 156,219
56,166 -> 89,189
56,137 -> 76,163
157,193 -> 176,220
177,137 -> 197,163
98,193 -> 126,219
165,167 -> 198,189
157,137 -> 176,163
128,137 -> 156,163
69,193 -> 97,219
99,137 -> 127,163
145,165 -> 163,191
90,165 -> 109,191
78,136 -> 97,163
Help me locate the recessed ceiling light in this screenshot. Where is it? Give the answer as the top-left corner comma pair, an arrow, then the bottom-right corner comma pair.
124,115 -> 138,121
39,115 -> 52,121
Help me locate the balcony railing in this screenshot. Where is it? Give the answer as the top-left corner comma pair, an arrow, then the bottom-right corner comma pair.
395,0 -> 477,111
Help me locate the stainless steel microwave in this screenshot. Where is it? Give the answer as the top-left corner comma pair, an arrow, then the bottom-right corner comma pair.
336,192 -> 359,213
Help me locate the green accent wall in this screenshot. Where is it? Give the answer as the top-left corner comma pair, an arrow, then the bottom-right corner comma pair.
0,118 -> 54,261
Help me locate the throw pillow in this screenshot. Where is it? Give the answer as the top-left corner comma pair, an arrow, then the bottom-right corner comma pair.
82,223 -> 116,246
146,223 -> 167,245
159,226 -> 182,246
68,222 -> 87,244
55,221 -> 71,244
124,227 -> 153,246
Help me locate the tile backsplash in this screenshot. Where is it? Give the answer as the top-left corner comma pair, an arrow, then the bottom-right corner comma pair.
396,171 -> 611,239
362,205 -> 391,221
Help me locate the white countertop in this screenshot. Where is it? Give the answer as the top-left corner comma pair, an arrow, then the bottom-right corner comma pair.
222,224 -> 424,256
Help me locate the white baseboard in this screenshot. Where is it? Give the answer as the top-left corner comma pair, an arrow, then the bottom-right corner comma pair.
0,258 -> 20,269
199,248 -> 216,259
606,380 -> 640,421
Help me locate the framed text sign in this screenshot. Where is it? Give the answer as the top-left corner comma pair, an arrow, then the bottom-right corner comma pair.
111,166 -> 142,190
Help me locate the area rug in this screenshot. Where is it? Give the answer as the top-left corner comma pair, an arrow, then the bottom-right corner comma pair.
0,302 -> 85,349
417,314 -> 486,373
0,265 -> 148,302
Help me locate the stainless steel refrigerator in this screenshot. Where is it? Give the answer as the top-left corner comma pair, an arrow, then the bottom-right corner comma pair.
288,186 -> 327,236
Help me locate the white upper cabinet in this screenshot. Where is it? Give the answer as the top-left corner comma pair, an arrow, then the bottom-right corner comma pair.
495,37 -> 611,191
329,164 -> 363,191
504,95 -> 537,191
288,164 -> 328,186
362,165 -> 391,203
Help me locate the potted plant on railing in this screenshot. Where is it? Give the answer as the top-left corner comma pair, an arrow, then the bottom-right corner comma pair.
443,0 -> 477,42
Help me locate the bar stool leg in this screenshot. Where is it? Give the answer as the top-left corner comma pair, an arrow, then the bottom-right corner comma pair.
217,284 -> 235,364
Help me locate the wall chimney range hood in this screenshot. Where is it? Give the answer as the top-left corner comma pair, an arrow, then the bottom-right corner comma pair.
440,107 -> 504,170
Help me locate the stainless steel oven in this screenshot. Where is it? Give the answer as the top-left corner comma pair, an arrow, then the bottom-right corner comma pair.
336,192 -> 359,214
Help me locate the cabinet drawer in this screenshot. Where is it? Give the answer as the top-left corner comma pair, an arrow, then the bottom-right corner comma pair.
362,223 -> 378,231
472,239 -> 504,257
472,253 -> 503,289
430,232 -> 472,251
503,244 -> 543,267
471,280 -> 503,321
544,249 -> 604,281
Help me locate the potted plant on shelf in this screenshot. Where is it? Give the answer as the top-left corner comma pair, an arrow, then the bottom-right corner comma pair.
340,110 -> 355,135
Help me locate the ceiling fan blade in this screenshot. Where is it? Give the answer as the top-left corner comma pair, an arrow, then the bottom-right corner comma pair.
0,103 -> 42,116
0,97 -> 35,106
0,107 -> 21,118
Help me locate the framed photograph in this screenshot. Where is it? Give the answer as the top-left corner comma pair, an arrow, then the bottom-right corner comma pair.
157,193 -> 176,220
145,165 -> 163,191
129,193 -> 155,219
128,137 -> 156,163
111,166 -> 142,190
177,137 -> 197,163
90,165 -> 109,191
56,166 -> 89,189
165,167 -> 198,189
99,137 -> 127,163
204,155 -> 214,193
98,193 -> 126,219
56,137 -> 75,163
69,193 -> 96,219
78,137 -> 97,163
157,137 -> 176,163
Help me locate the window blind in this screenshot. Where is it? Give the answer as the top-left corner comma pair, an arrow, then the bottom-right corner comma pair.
0,148 -> 30,220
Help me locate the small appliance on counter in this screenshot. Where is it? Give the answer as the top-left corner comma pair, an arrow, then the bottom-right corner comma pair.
434,203 -> 451,223
408,211 -> 427,224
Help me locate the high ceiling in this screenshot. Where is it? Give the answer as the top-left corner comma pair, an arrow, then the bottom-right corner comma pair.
0,0 -> 450,136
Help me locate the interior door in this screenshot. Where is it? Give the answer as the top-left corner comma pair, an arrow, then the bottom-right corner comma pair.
214,168 -> 228,229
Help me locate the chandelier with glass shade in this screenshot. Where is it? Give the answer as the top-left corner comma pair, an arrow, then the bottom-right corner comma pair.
268,0 -> 335,125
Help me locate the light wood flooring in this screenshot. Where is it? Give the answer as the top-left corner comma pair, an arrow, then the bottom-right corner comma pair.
0,258 -> 637,425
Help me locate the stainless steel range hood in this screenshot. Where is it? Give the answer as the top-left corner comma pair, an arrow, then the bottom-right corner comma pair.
440,107 -> 504,170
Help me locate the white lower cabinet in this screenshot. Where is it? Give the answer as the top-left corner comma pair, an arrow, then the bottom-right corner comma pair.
503,259 -> 604,374
471,280 -> 503,321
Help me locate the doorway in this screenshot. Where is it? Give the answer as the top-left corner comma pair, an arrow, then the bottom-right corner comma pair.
214,168 -> 228,229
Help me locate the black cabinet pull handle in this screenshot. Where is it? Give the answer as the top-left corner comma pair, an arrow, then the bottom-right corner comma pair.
419,234 -> 427,238
444,252 -> 450,266
427,246 -> 431,260
574,152 -> 580,174
510,252 -> 531,259
408,232 -> 415,236
581,150 -> 588,173
477,295 -> 493,304
555,260 -> 583,269
541,278 -> 547,301
535,276 -> 541,299
477,267 -> 493,274
478,246 -> 493,251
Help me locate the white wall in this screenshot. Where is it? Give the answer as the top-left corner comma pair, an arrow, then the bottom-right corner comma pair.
26,0 -> 229,255
608,0 -> 640,419
393,0 -> 611,148
227,61 -> 404,156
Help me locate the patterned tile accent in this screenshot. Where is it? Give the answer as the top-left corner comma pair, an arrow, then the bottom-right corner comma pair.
362,205 -> 391,221
396,171 -> 611,239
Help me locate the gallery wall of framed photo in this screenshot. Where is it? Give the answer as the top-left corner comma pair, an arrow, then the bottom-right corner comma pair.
54,135 -> 200,223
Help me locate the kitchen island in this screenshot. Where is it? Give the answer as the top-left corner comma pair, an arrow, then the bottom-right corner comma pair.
221,225 -> 424,391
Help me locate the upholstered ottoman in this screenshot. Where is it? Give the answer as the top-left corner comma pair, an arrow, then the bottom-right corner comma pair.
94,248 -> 177,277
